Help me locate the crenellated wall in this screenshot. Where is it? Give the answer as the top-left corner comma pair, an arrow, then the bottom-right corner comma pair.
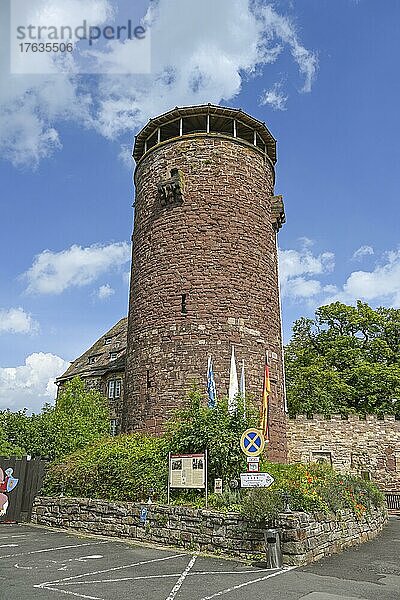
287,414 -> 400,492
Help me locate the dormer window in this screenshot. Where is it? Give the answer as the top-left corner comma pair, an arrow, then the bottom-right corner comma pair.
105,337 -> 112,345
88,355 -> 97,364
109,352 -> 118,361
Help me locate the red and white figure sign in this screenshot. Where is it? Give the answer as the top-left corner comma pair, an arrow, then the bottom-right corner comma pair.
0,467 -> 19,516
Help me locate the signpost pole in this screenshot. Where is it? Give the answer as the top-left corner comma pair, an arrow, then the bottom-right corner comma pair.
167,451 -> 171,505
205,449 -> 208,508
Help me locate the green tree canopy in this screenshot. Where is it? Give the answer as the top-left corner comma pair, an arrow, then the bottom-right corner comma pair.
0,377 -> 110,460
285,301 -> 400,416
164,387 -> 259,481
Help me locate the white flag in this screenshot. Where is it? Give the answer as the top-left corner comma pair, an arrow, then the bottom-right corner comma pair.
240,359 -> 246,420
228,345 -> 239,415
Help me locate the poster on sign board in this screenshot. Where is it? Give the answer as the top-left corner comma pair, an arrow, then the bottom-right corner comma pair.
169,453 -> 206,489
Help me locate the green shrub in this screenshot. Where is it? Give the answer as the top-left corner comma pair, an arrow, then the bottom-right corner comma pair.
41,387 -> 385,522
0,377 -> 110,461
241,462 -> 385,526
42,433 -> 168,502
164,387 -> 259,482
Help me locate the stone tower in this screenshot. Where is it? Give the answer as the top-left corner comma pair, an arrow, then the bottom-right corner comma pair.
124,104 -> 287,462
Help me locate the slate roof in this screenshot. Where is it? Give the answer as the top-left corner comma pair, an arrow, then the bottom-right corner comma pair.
56,317 -> 127,383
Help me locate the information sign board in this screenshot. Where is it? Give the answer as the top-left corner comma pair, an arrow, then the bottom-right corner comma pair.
169,453 -> 206,489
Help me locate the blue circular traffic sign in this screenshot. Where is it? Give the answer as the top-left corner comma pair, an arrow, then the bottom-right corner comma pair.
240,428 -> 265,456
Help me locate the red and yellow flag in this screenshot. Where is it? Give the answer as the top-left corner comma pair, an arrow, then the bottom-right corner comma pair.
260,362 -> 271,441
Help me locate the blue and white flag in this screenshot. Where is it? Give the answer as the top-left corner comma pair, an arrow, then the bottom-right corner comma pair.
207,356 -> 217,408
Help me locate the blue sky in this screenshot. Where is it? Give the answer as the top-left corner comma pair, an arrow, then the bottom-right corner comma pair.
1,0 -> 399,412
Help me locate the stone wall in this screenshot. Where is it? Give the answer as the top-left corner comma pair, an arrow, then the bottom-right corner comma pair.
31,497 -> 386,566
287,414 -> 400,492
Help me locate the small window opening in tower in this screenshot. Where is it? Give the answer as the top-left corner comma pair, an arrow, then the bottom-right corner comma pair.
181,293 -> 187,315
146,369 -> 151,389
170,168 -> 179,177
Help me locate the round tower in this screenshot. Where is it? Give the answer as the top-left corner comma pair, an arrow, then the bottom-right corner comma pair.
124,104 -> 287,462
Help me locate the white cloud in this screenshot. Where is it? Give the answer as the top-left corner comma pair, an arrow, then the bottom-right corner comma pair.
352,245 -> 374,261
254,3 -> 318,93
24,241 -> 131,294
118,144 -> 134,170
0,352 -> 69,413
0,0 -> 110,167
260,82 -> 288,111
279,244 -> 335,300
122,271 -> 131,286
0,0 -> 317,166
0,307 -> 39,334
341,249 -> 400,307
96,283 -> 115,300
283,277 -> 322,299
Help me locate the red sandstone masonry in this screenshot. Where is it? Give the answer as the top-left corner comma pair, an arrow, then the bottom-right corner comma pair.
32,496 -> 387,566
124,132 -> 286,462
287,414 -> 400,492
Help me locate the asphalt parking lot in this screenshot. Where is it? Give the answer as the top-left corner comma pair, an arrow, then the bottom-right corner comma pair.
0,517 -> 399,600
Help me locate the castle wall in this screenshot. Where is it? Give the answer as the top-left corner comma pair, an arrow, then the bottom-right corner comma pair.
125,134 -> 286,461
287,414 -> 400,492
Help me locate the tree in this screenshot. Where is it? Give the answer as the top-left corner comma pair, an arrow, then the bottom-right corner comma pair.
0,409 -> 33,456
164,387 -> 259,482
285,301 -> 400,416
39,377 -> 110,460
0,424 -> 25,458
0,377 -> 110,460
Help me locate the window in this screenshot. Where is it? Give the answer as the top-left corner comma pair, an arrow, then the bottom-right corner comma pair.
108,378 -> 122,399
104,337 -> 112,345
311,451 -> 332,466
109,351 -> 118,360
88,355 -> 97,364
146,370 -> 151,389
110,419 -> 117,437
181,293 -> 187,315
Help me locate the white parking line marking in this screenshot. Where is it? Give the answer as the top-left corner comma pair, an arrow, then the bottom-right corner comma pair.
199,566 -> 297,599
56,569 -> 280,586
0,541 -> 107,560
0,543 -> 18,548
35,553 -> 186,588
165,554 -> 197,600
39,585 -> 106,600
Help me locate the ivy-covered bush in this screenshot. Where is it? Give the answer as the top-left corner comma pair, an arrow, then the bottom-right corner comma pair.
42,434 -> 167,502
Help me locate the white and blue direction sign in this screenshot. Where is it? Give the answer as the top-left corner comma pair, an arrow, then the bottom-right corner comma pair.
240,428 -> 265,457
